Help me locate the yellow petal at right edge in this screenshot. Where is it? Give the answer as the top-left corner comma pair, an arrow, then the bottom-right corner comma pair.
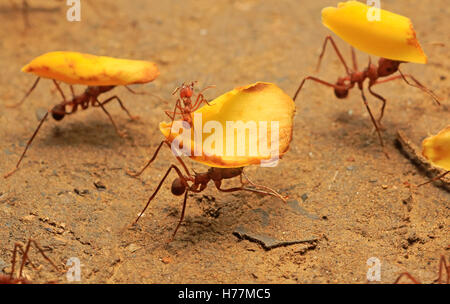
322,1 -> 427,64
422,126 -> 450,171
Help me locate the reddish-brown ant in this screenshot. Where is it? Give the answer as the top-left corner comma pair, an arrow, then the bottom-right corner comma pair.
4,80 -> 145,178
128,141 -> 287,241
127,82 -> 287,240
394,254 -> 449,284
0,239 -> 60,284
293,36 -> 440,157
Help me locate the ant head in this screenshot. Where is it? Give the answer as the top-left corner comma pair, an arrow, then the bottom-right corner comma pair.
171,178 -> 186,196
377,58 -> 401,77
173,81 -> 197,99
51,104 -> 66,121
334,77 -> 349,99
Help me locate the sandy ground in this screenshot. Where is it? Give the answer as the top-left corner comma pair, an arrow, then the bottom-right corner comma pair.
0,0 -> 448,283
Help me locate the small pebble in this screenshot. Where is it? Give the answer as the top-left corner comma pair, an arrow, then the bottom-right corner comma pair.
35,107 -> 48,121
127,243 -> 141,253
301,193 -> 308,202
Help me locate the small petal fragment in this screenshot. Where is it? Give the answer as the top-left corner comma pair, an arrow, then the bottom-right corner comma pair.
422,126 -> 450,171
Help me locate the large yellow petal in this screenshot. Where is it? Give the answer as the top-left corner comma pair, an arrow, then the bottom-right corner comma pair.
160,82 -> 296,168
322,1 -> 427,64
22,51 -> 160,86
422,126 -> 450,171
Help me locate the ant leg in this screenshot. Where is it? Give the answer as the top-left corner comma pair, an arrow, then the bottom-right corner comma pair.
394,272 -> 421,284
417,171 -> 449,187
241,170 -> 288,203
69,85 -> 75,98
168,190 -> 189,242
10,242 -> 20,279
134,164 -> 187,224
127,140 -> 166,177
360,87 -> 390,159
52,80 -> 67,102
18,239 -> 59,278
94,97 -> 127,137
98,95 -> 139,120
398,69 -> 441,105
6,77 -> 40,108
124,85 -> 166,103
351,47 -> 358,71
316,35 -> 351,75
213,180 -> 286,202
128,140 -> 192,178
4,111 -> 50,178
293,76 -> 347,101
22,0 -> 30,28
368,85 -> 387,127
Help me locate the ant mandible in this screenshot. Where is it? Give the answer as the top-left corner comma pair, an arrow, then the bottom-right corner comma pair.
130,151 -> 287,241
293,36 -> 440,158
394,254 -> 449,284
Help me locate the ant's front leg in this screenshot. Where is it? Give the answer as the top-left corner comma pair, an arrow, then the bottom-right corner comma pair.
360,87 -> 390,159
127,140 -> 192,179
94,97 -> 127,138
6,77 -> 40,108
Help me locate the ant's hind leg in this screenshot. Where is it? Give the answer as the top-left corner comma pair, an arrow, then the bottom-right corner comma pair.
360,88 -> 390,159
134,164 -> 186,225
394,272 -> 421,284
52,80 -> 67,102
124,85 -> 166,103
417,171 -> 449,187
214,179 -> 287,203
99,95 -> 140,121
241,171 -> 288,203
94,98 -> 127,137
368,85 -> 387,129
127,140 -> 191,178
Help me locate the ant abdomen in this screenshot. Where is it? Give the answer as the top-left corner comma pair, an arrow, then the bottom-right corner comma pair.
171,178 -> 186,196
334,78 -> 349,98
51,104 -> 66,121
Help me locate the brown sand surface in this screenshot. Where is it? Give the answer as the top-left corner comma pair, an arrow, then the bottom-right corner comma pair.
0,0 -> 448,283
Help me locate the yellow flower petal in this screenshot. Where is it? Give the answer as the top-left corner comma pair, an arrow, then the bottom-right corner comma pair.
160,82 -> 296,168
422,126 -> 450,171
322,1 -> 427,64
22,51 -> 160,86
